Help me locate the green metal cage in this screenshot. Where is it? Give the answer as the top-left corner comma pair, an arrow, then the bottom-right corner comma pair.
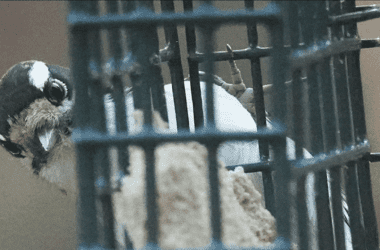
68,1 -> 380,249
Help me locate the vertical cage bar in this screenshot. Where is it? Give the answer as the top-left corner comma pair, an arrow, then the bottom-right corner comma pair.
70,3 -> 92,130
292,72 -> 309,249
345,161 -> 366,250
288,2 -> 304,157
126,14 -> 148,115
201,25 -> 216,129
330,166 -> 346,250
132,1 -> 161,247
87,2 -> 117,248
302,2 -> 333,249
123,2 -> 163,248
346,53 -> 367,142
315,167 -> 335,249
302,3 -> 324,154
357,160 -> 380,249
69,2 -> 99,248
312,2 -> 335,238
150,68 -> 168,124
244,0 -> 275,216
341,0 -> 362,140
297,176 -> 309,249
141,2 -> 165,128
128,18 -> 152,126
97,175 -> 117,249
121,0 -> 138,114
319,41 -> 340,250
339,0 -> 369,248
144,145 -> 159,246
270,2 -> 291,243
88,2 -> 107,134
330,3 -> 354,148
107,0 -> 131,182
76,146 -> 98,249
208,144 -> 222,246
183,0 -> 204,129
161,0 -> 190,130
272,135 -> 290,244
312,55 -> 335,250
330,1 -> 364,250
320,62 -> 338,151
313,59 -> 334,250
340,5 -> 366,250
113,0 -> 135,187
288,3 -> 310,247
198,3 -> 222,244
343,1 -> 379,247
287,0 -> 305,158
325,1 -> 347,248
106,1 -> 128,133
100,2 -> 128,248
345,51 -> 367,142
292,70 -> 304,158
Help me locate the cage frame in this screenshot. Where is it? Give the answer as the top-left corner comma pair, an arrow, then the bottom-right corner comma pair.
68,1 -> 380,249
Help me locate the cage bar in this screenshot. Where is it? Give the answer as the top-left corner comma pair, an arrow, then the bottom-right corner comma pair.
68,1 -> 380,249
160,0 -> 190,130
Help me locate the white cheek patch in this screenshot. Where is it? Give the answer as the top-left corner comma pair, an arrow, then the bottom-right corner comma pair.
28,61 -> 50,91
0,134 -> 6,141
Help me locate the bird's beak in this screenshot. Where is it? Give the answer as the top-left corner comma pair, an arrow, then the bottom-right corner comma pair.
38,129 -> 57,152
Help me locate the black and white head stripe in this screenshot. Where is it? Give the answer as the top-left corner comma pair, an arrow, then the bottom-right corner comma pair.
0,61 -> 72,138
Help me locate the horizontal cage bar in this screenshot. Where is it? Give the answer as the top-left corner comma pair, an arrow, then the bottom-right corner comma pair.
68,4 -> 281,28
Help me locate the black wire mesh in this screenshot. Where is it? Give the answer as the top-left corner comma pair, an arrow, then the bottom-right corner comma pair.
68,1 -> 380,249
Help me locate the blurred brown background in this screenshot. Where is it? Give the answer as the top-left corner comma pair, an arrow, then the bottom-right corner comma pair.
0,1 -> 379,249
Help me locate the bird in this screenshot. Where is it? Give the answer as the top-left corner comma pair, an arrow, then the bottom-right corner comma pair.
0,60 -> 76,194
0,56 -> 352,249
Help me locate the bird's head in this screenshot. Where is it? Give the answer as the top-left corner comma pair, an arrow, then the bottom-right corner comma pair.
0,60 -> 76,194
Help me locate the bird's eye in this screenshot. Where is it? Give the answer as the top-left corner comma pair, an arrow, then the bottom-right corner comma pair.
1,141 -> 25,158
44,78 -> 68,105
